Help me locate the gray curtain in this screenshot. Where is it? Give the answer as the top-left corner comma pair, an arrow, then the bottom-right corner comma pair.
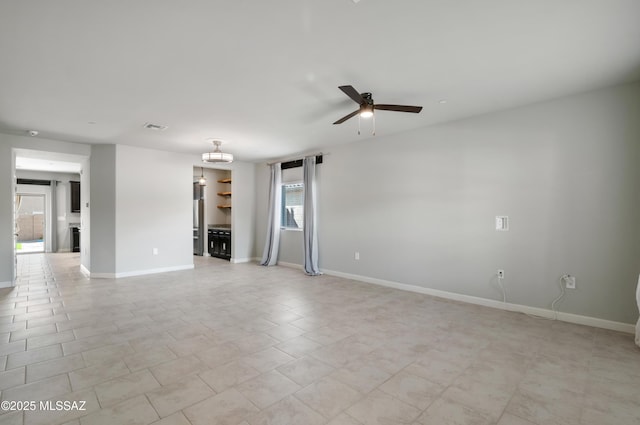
260,163 -> 282,266
303,156 -> 321,275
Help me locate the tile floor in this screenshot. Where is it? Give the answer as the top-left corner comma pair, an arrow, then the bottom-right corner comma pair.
1,253 -> 639,425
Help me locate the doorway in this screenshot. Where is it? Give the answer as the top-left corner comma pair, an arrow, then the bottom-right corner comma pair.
15,194 -> 45,254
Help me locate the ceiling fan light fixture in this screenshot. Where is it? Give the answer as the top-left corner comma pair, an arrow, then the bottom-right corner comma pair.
359,104 -> 374,118
198,167 -> 207,186
202,140 -> 233,163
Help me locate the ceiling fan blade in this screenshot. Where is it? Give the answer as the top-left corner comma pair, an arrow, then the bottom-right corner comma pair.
339,85 -> 365,104
333,110 -> 360,125
374,104 -> 423,113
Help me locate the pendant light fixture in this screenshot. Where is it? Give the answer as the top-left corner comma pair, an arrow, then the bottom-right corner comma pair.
202,140 -> 233,163
198,167 -> 207,186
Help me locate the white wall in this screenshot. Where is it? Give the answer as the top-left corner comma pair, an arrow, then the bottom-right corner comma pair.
114,145 -> 193,275
255,82 -> 640,324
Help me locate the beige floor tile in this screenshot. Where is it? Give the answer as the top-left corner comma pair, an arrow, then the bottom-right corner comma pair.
346,389 -> 421,425
26,353 -> 85,383
10,254 -> 640,425
275,336 -> 322,358
68,360 -> 131,391
94,369 -> 160,408
2,374 -> 71,402
326,413 -> 363,425
416,397 -> 496,425
195,342 -> 241,368
295,376 -> 362,419
404,358 -> 467,388
303,326 -> 351,345
79,394 -> 158,425
247,395 -> 326,425
329,358 -> 392,394
233,333 -> 279,354
442,374 -> 513,420
167,335 -> 214,357
240,347 -> 295,373
81,342 -> 136,367
72,324 -> 118,340
496,413 -> 538,425
276,356 -> 335,386
149,354 -> 208,385
6,343 -> 63,369
198,360 -> 261,393
27,330 -> 75,350
0,411 -> 23,425
0,341 -> 26,357
146,375 -> 215,418
149,412 -> 191,425
123,346 -> 177,372
10,324 -> 58,342
264,324 -> 306,342
378,370 -> 444,410
505,390 -> 581,425
183,388 -> 259,425
0,367 -> 25,391
236,370 -> 301,409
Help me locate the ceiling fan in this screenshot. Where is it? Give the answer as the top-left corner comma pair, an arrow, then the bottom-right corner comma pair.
333,85 -> 423,126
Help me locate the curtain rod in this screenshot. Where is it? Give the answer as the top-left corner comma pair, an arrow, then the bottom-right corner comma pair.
266,152 -> 326,166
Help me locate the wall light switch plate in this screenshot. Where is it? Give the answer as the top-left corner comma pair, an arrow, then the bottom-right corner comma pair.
495,216 -> 509,231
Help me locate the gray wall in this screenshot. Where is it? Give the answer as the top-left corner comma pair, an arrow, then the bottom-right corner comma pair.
230,161 -> 257,262
255,82 -> 640,324
90,145 -> 116,274
115,144 -> 193,274
0,141 -> 15,286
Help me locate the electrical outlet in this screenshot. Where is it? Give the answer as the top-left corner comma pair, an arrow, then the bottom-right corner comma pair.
354,251 -> 360,260
497,269 -> 504,279
565,275 -> 576,289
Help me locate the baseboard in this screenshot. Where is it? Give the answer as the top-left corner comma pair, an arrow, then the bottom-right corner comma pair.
80,264 -> 90,277
230,257 -> 256,264
86,264 -> 195,279
321,268 -> 636,334
0,280 -> 14,289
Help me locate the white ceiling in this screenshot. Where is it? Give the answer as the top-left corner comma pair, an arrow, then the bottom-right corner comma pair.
1,1 -> 639,162
15,157 -> 83,174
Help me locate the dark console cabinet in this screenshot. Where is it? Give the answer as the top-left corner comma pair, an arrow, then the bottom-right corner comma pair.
70,181 -> 81,213
208,228 -> 231,260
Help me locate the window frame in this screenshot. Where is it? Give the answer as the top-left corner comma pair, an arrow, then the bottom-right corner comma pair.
280,181 -> 304,231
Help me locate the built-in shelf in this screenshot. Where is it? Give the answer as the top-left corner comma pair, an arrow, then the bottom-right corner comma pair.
218,178 -> 232,184
217,192 -> 232,196
217,205 -> 232,209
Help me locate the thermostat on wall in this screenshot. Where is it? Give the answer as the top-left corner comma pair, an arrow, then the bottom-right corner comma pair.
495,216 -> 509,231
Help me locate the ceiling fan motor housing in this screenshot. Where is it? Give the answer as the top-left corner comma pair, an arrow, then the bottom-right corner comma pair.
361,93 -> 374,105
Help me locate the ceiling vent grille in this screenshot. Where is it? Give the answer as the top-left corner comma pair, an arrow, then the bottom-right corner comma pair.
143,123 -> 168,131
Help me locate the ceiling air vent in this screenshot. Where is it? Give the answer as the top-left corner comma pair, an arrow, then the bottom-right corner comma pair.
143,123 -> 168,131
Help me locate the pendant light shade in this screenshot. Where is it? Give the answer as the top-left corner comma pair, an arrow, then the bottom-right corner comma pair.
198,167 -> 207,186
202,140 -> 233,163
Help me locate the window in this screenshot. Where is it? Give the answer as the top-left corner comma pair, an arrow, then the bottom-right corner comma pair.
281,183 -> 303,229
